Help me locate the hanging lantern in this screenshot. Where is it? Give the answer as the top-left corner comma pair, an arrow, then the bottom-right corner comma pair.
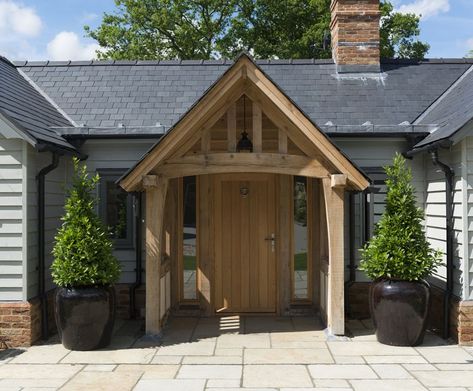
236,96 -> 253,153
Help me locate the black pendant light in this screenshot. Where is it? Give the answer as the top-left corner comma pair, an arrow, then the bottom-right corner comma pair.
237,96 -> 253,153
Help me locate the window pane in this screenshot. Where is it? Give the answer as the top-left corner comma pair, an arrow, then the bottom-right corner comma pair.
106,180 -> 129,240
293,176 -> 308,299
182,176 -> 197,300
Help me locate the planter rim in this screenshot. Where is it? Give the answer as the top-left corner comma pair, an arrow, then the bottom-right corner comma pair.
373,278 -> 430,286
58,284 -> 113,290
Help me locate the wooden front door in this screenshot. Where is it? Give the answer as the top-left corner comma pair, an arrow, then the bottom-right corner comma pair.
214,173 -> 277,313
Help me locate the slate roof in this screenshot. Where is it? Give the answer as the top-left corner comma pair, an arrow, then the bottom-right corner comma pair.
14,59 -> 472,137
0,57 -> 76,151
414,65 -> 473,148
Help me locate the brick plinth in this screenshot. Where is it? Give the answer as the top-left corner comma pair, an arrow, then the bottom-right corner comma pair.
330,0 -> 380,69
0,300 -> 40,347
458,301 -> 473,345
114,284 -> 145,320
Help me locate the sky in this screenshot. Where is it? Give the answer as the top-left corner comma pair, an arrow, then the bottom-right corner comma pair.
0,0 -> 472,61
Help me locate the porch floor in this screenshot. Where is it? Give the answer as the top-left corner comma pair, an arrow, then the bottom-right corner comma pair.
1,316 -> 473,390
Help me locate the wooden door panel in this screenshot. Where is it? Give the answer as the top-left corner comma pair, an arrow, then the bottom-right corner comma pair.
214,173 -> 276,313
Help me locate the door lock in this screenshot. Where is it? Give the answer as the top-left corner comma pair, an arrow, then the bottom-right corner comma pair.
265,233 -> 276,252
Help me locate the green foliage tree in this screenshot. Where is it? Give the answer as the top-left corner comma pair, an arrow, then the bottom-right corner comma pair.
379,1 -> 429,59
85,0 -> 239,60
86,0 -> 429,60
222,0 -> 332,59
359,154 -> 442,281
51,158 -> 121,287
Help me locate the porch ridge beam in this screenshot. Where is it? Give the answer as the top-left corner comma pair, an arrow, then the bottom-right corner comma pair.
155,153 -> 331,178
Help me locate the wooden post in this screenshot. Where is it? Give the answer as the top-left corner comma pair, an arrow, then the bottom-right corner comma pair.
253,102 -> 262,153
198,175 -> 213,315
227,103 -> 237,152
278,175 -> 292,315
169,179 -> 180,308
144,175 -> 169,336
322,175 -> 346,335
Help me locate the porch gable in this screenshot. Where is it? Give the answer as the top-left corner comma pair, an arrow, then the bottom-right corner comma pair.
119,54 -> 369,192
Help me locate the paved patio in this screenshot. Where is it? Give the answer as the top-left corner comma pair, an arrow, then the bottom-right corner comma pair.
1,316 -> 473,391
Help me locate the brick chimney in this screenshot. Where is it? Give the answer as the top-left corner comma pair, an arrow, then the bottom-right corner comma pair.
330,0 -> 381,73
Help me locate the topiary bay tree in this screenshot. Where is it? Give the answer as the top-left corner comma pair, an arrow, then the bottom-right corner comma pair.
52,158 -> 121,351
359,153 -> 442,346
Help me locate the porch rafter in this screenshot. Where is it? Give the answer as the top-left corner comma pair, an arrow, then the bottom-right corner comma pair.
153,152 -> 330,179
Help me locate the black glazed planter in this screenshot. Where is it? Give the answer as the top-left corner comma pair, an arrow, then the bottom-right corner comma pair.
55,286 -> 116,351
370,279 -> 430,346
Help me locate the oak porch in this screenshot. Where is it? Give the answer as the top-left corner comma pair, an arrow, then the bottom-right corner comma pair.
120,54 -> 369,337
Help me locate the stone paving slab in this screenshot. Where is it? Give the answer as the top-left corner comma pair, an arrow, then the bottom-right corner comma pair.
9,344 -> 69,364
1,317 -> 473,391
115,364 -> 179,379
371,363 -> 413,379
177,364 -> 242,379
0,364 -> 83,379
156,341 -> 216,356
414,370 -> 473,387
243,364 -> 313,388
216,333 -> 271,349
206,379 -> 241,388
416,346 -> 473,363
0,378 -> 68,389
328,341 -> 418,356
182,355 -> 242,364
350,379 -> 428,390
244,347 -> 333,364
61,371 -> 142,391
363,355 -> 428,364
61,347 -> 156,364
308,364 -> 378,379
134,379 -> 206,391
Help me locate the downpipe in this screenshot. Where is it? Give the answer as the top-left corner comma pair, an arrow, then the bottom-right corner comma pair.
37,152 -> 60,341
430,149 -> 454,340
130,192 -> 143,318
344,192 -> 356,317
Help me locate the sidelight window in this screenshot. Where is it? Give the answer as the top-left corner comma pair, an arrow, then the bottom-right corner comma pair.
293,176 -> 309,300
181,176 -> 197,300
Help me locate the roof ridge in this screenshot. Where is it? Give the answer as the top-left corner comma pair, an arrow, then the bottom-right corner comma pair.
381,58 -> 473,65
0,55 -> 15,67
13,58 -> 336,67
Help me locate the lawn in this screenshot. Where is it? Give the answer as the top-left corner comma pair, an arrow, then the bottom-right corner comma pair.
184,255 -> 196,270
294,252 -> 307,271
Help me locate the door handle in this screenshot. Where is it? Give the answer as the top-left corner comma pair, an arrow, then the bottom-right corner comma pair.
265,233 -> 276,252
